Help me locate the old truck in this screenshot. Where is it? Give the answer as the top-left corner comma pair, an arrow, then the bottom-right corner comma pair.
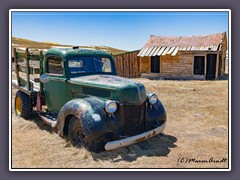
12,47 -> 167,152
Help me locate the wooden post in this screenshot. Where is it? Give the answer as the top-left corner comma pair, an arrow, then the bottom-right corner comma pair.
215,53 -> 220,79
13,48 -> 21,86
39,50 -> 44,92
25,48 -> 31,91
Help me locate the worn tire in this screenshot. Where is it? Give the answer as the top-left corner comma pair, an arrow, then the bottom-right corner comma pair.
67,116 -> 104,152
68,117 -> 88,148
14,91 -> 32,119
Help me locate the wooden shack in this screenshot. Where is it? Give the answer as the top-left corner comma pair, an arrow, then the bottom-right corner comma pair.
138,32 -> 227,80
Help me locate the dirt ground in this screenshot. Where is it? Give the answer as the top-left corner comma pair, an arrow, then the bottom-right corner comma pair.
11,77 -> 229,169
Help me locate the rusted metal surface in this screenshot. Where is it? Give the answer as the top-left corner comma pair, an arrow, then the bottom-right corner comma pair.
104,122 -> 166,151
138,32 -> 227,57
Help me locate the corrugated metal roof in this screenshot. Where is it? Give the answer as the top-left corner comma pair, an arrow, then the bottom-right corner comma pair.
137,32 -> 226,56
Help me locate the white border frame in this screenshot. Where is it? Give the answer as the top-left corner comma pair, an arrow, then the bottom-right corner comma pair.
9,9 -> 231,171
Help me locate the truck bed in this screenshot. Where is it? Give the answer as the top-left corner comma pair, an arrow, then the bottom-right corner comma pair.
12,79 -> 40,95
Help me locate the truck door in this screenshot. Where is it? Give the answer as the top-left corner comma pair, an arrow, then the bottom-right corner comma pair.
43,55 -> 70,113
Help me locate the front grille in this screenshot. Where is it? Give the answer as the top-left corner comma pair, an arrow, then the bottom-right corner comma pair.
123,102 -> 146,135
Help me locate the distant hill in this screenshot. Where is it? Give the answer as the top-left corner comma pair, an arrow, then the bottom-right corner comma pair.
12,37 -> 127,55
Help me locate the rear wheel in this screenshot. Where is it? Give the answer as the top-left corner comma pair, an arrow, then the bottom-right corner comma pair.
15,91 -> 32,119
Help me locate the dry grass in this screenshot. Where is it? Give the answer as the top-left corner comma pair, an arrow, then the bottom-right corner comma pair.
11,78 -> 229,169
12,37 -> 127,55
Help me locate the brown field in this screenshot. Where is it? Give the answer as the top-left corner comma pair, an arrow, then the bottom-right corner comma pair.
11,78 -> 229,169
12,37 -> 127,55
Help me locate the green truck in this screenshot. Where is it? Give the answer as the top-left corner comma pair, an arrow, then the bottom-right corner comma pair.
12,47 -> 167,152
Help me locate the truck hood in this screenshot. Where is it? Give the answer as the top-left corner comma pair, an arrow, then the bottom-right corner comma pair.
69,75 -> 146,104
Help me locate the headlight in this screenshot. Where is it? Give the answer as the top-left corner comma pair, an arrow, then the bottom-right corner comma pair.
147,93 -> 158,105
105,100 -> 117,114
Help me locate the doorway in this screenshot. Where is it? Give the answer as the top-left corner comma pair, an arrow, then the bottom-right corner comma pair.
206,54 -> 217,80
194,56 -> 205,75
151,56 -> 160,73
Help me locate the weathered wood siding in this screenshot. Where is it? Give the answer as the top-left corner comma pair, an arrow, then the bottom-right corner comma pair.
140,56 -> 151,73
161,53 -> 193,76
114,50 -> 141,78
140,52 -> 193,76
220,32 -> 228,74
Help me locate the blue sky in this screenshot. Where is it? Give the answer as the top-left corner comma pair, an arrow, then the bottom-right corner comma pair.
11,11 -> 229,51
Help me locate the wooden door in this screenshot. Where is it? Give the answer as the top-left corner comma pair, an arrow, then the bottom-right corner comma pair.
151,56 -> 160,73
194,56 -> 205,75
206,54 -> 217,80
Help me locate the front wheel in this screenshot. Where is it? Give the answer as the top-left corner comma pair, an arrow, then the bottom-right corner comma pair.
68,117 -> 88,148
14,91 -> 32,119
67,116 -> 105,152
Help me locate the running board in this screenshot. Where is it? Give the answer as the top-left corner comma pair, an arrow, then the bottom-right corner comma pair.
38,112 -> 58,128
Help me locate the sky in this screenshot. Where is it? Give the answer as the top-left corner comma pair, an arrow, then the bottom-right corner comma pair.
11,11 -> 229,51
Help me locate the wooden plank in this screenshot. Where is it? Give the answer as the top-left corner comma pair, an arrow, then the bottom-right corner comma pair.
28,49 -> 40,55
152,46 -> 161,56
148,46 -> 158,56
156,47 -> 166,56
18,64 -> 40,74
25,48 -> 31,91
167,47 -> 175,54
140,47 -> 150,57
171,47 -> 179,56
145,46 -> 155,56
16,47 -> 26,53
137,48 -> 145,56
161,47 -> 171,56
212,45 -> 218,51
186,46 -> 191,51
13,48 -> 21,86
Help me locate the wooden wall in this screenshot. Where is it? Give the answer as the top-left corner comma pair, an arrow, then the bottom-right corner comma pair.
113,50 -> 141,78
140,52 -> 193,76
161,53 -> 193,76
140,56 -> 151,73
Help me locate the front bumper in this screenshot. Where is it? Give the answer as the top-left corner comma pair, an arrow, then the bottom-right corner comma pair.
104,122 -> 166,151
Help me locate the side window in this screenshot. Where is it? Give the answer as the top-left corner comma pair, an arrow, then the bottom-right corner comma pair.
47,56 -> 64,75
101,58 -> 112,72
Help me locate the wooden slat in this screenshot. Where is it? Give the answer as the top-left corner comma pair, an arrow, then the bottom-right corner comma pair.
218,44 -> 222,51
15,47 -> 26,53
140,47 -> 150,57
186,46 -> 191,51
181,47 -> 187,51
145,46 -> 155,56
25,48 -> 31,91
167,47 -> 175,54
148,46 -> 158,56
161,47 -> 171,56
157,47 -> 166,56
190,46 -> 195,51
171,47 -> 179,56
137,48 -> 145,56
18,64 -> 40,74
152,46 -> 161,56
212,45 -> 218,51
13,48 -> 21,86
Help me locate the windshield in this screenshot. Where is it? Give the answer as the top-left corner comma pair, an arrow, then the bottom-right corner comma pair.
68,56 -> 113,74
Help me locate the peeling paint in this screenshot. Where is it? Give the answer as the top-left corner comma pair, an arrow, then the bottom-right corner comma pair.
92,114 -> 101,122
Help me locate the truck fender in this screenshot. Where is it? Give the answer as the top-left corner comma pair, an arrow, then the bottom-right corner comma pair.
56,98 -> 110,141
146,99 -> 167,129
